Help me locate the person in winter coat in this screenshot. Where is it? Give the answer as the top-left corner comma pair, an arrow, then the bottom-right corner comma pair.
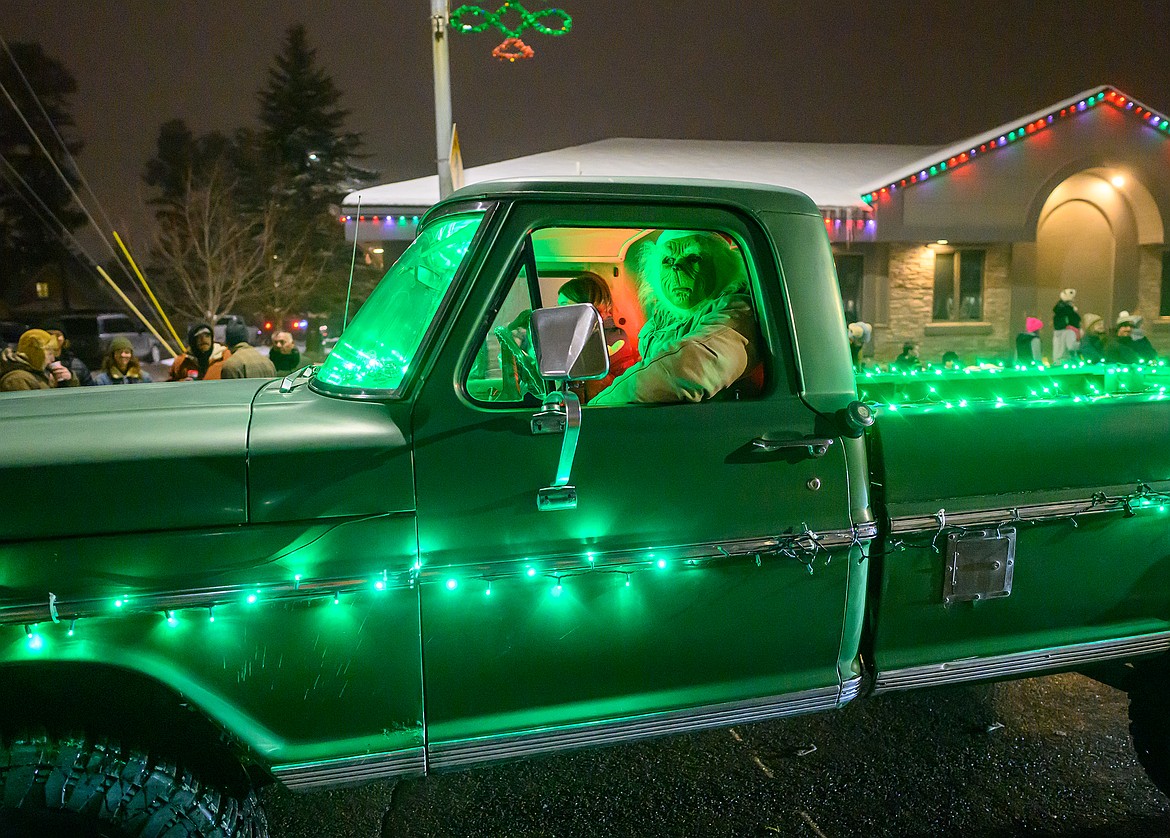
1016,316 -> 1043,365
45,326 -> 94,385
220,322 -> 276,379
268,331 -> 302,375
1052,288 -> 1081,364
1117,310 -> 1158,361
891,341 -> 922,371
1107,312 -> 1157,364
168,323 -> 229,381
93,336 -> 153,384
0,328 -> 78,391
1077,313 -> 1106,363
847,321 -> 873,370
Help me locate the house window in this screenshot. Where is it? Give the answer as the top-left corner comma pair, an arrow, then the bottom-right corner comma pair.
932,249 -> 985,321
1160,252 -> 1170,316
834,254 -> 864,323
35,281 -> 50,299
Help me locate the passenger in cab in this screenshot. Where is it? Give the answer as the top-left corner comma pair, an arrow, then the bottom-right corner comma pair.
556,273 -> 639,401
591,230 -> 760,405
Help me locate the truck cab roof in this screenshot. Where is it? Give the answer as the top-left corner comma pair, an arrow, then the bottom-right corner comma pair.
435,176 -> 822,219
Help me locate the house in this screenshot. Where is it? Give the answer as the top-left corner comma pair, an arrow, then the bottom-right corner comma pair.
342,85 -> 1170,362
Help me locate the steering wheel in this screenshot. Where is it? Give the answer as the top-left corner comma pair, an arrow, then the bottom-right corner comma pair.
493,325 -> 547,398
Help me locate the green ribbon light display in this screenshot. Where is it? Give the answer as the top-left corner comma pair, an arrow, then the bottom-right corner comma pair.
450,2 -> 571,60
450,2 -> 572,37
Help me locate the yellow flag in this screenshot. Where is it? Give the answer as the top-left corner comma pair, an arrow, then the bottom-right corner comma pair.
449,124 -> 465,191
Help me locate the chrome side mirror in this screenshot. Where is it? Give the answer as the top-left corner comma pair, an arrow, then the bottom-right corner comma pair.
530,304 -> 610,382
528,304 -> 609,512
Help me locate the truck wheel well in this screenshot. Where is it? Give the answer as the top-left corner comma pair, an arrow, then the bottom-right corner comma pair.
0,661 -> 269,796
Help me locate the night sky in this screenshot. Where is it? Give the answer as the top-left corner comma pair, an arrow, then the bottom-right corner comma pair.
7,1 -> 1170,249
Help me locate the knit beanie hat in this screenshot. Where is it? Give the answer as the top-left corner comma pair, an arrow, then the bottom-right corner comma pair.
1059,288 -> 1076,302
1081,313 -> 1103,334
224,322 -> 250,347
1025,316 -> 1043,333
110,336 -> 134,354
17,328 -> 55,370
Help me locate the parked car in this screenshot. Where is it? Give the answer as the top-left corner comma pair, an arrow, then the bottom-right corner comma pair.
0,320 -> 30,349
57,312 -> 163,368
213,314 -> 263,345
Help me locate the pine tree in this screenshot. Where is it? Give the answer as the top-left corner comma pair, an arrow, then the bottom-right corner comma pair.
0,42 -> 85,281
257,24 -> 373,227
252,23 -> 377,321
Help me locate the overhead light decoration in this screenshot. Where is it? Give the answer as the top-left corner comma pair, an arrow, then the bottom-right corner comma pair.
449,2 -> 572,61
861,87 -> 1170,205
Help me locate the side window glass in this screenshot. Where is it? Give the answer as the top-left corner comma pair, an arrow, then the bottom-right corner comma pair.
465,226 -> 769,406
467,263 -> 545,403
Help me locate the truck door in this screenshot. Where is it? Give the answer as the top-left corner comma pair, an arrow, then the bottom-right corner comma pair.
413,202 -> 861,768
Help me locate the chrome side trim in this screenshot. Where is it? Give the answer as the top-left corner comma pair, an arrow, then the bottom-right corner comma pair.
414,523 -> 877,586
837,674 -> 863,706
429,682 -> 850,770
1,526 -> 877,628
889,495 -> 1145,534
874,631 -> 1170,694
0,574 -> 385,627
272,748 -> 425,790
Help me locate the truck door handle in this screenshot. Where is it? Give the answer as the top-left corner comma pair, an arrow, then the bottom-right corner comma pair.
750,436 -> 835,458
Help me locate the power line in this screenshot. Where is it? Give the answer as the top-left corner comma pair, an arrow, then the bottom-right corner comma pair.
1,151 -> 107,276
0,41 -> 168,333
0,36 -> 120,241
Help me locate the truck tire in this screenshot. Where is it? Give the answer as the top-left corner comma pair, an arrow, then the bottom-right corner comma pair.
1128,678 -> 1170,796
0,736 -> 267,838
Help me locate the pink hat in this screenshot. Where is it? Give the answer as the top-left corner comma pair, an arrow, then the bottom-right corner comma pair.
1025,316 -> 1043,333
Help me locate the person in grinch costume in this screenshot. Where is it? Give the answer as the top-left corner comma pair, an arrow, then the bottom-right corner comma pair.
592,230 -> 760,404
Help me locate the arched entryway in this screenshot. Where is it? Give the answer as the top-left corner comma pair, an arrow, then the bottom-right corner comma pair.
1033,168 -> 1162,334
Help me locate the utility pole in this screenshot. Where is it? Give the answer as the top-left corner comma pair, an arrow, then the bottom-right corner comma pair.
431,0 -> 454,199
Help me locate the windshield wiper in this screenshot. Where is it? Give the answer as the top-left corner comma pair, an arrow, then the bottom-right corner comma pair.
279,364 -> 318,393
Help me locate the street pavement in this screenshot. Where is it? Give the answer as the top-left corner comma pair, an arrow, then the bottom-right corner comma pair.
261,672 -> 1170,837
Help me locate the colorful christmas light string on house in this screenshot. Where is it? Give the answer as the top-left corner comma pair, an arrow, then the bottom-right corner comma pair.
862,87 -> 1170,205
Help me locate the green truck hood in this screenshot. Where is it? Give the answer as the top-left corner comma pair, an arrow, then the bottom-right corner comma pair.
0,380 -> 266,542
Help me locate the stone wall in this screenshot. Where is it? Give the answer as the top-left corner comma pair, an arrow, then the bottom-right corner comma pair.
873,244 -> 1013,364
1138,245 -> 1170,344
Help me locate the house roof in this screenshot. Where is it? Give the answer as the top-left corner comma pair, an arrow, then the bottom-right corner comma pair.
857,85 -> 1170,202
344,138 -> 941,212
345,86 -> 1170,216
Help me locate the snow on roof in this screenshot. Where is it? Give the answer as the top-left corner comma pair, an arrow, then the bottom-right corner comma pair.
344,138 -> 942,211
857,85 -> 1118,195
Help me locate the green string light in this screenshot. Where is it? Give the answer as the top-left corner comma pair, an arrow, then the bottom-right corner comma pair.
450,3 -> 572,37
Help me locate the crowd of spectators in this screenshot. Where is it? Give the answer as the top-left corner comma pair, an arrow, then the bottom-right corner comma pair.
848,307 -> 1161,375
0,320 -> 304,392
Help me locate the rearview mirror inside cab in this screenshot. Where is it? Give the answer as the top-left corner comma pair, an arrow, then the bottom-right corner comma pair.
530,304 -> 610,382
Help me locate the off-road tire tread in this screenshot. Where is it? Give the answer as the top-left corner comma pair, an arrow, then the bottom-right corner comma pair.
0,736 -> 267,837
1128,681 -> 1170,797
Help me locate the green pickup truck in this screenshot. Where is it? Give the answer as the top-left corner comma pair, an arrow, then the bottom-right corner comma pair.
3,178 -> 1170,837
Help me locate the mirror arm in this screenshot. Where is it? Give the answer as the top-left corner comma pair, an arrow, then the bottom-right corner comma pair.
536,389 -> 581,511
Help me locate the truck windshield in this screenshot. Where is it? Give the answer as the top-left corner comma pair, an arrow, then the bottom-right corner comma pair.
316,211 -> 485,393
